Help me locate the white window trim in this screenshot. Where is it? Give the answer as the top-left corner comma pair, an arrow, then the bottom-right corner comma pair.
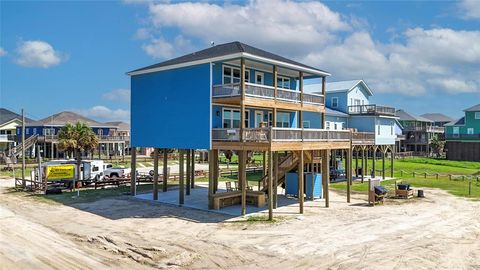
268,111 -> 273,127
325,121 -> 331,130
467,128 -> 474,134
277,75 -> 291,89
276,112 -> 290,128
222,65 -> 250,85
254,110 -> 264,128
331,97 -> 338,108
302,120 -> 310,128
222,108 -> 249,128
255,71 -> 264,85
475,112 -> 480,119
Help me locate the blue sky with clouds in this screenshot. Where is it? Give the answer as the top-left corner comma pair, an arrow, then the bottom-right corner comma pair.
1,0 -> 479,122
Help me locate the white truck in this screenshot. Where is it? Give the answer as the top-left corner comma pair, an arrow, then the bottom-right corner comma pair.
103,164 -> 131,179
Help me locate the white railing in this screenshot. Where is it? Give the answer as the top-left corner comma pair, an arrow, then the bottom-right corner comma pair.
212,127 -> 351,142
212,82 -> 324,105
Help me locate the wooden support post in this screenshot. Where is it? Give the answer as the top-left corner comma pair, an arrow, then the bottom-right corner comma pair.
239,150 -> 247,216
21,109 -> 25,187
372,148 -> 376,178
268,150 -> 273,220
347,148 -> 351,203
365,148 -> 369,179
298,150 -> 304,214
325,150 -> 330,208
240,57 -> 246,142
368,178 -> 372,206
130,147 -> 137,196
382,148 -> 386,180
208,150 -> 214,209
361,148 -> 365,183
273,151 -> 278,209
213,149 -> 219,193
153,148 -> 159,200
163,149 -> 168,192
186,149 -> 191,195
262,151 -> 266,177
179,150 -> 184,205
191,150 -> 195,189
390,147 -> 395,178
355,149 -> 359,177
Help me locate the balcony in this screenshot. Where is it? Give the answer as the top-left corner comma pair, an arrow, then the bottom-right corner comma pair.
351,132 -> 375,145
404,126 -> 444,133
38,135 -> 130,143
0,134 -> 16,142
445,134 -> 480,140
212,127 -> 350,143
348,104 -> 396,116
212,82 -> 325,109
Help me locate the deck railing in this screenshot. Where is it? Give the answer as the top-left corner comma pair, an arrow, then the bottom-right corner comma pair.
0,134 -> 16,142
38,135 -> 130,142
351,132 -> 375,144
212,82 -> 324,105
212,127 -> 350,142
404,126 -> 444,133
348,104 -> 396,116
445,134 -> 480,140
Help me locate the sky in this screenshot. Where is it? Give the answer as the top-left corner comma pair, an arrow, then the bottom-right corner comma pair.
1,0 -> 479,122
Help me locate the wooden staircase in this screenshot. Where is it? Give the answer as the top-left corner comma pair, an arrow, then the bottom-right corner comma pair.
8,134 -> 39,158
261,151 -> 314,192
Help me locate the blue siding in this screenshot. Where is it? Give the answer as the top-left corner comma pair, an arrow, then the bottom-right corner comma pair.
326,92 -> 348,113
131,63 -> 211,149
17,126 -> 112,137
303,112 -> 322,128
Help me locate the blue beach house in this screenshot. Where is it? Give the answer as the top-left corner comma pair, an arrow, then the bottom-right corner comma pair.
127,41 -> 361,216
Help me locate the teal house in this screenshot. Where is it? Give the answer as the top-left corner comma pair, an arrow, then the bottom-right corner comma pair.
444,104 -> 480,161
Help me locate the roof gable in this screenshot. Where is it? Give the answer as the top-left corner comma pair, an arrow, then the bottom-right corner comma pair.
464,104 -> 480,112
38,111 -> 115,128
396,109 -> 432,122
0,108 -> 35,125
420,113 -> 454,123
127,41 -> 329,76
325,80 -> 374,96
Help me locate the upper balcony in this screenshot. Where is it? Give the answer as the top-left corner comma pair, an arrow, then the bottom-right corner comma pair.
0,134 -> 16,142
348,104 -> 396,116
213,82 -> 325,112
445,133 -> 480,140
38,135 -> 130,143
404,126 -> 444,133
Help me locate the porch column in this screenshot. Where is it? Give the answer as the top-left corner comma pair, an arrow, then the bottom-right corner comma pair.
130,147 -> 137,196
299,71 -> 304,129
268,150 -> 273,220
321,76 -> 326,128
273,151 -> 278,209
240,57 -> 246,142
298,150 -> 304,214
262,152 -> 266,177
382,147 -> 386,180
179,149 -> 185,205
239,150 -> 247,216
347,148 -> 351,203
391,146 -> 395,177
186,149 -> 191,195
365,148 -> 368,179
191,149 -> 195,189
372,147 -> 376,178
213,149 -> 219,193
163,149 -> 168,192
153,148 -> 159,200
322,150 -> 330,208
361,148 -> 365,183
208,150 -> 214,209
355,148 -> 359,177
273,65 -> 277,129
50,142 -> 54,159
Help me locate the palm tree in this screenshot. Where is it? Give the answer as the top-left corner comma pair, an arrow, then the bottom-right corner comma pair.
57,122 -> 99,191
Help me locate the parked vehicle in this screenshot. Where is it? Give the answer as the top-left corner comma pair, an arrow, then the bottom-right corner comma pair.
103,164 -> 131,179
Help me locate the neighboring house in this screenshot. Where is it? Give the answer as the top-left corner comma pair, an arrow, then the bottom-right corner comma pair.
15,111 -> 128,159
420,113 -> 454,128
128,41 -> 365,214
444,104 -> 480,161
305,79 -> 397,178
0,108 -> 35,154
396,109 -> 444,155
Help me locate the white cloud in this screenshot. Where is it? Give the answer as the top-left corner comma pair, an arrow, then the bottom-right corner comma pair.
133,0 -> 480,96
458,0 -> 480,19
102,88 -> 131,103
0,47 -> 6,57
74,106 -> 130,122
15,40 -> 66,68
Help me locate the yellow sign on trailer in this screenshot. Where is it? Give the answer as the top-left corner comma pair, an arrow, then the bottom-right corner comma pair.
46,164 -> 75,180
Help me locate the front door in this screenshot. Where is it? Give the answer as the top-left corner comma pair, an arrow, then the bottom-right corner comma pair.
255,111 -> 264,128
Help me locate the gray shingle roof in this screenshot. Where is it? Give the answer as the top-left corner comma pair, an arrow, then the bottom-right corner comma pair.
104,121 -> 130,131
464,104 -> 480,112
37,111 -> 115,128
0,108 -> 35,125
128,41 -> 328,75
420,113 -> 455,123
325,107 -> 349,117
396,109 -> 432,122
444,117 -> 465,126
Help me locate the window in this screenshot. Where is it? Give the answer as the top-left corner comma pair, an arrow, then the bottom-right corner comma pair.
98,129 -> 103,136
277,76 -> 290,89
467,128 -> 474,134
354,99 -> 361,106
334,123 -> 338,130
44,128 -> 55,136
222,109 -> 249,128
391,121 -> 394,135
32,128 -> 37,134
350,98 -> 353,105
255,72 -> 264,85
302,121 -> 310,128
276,112 -> 290,128
331,97 -> 338,108
453,127 -> 460,137
325,121 -> 331,130
268,112 -> 273,127
223,65 -> 249,84
26,128 -> 30,135
475,112 -> 480,119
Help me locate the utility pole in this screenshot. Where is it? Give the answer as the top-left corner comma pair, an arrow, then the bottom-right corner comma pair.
22,109 -> 26,187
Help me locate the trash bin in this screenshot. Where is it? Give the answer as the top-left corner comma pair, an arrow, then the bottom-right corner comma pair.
418,189 -> 424,197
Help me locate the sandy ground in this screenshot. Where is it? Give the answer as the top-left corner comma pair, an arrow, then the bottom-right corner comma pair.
0,178 -> 479,270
